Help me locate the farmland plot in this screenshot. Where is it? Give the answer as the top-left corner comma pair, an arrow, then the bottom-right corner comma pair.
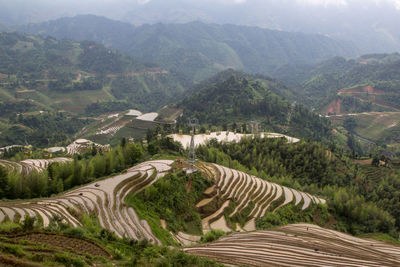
0,160 -> 174,244
196,163 -> 325,233
184,223 -> 400,266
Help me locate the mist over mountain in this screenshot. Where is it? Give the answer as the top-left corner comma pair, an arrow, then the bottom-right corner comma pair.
2,0 -> 400,54
16,15 -> 358,82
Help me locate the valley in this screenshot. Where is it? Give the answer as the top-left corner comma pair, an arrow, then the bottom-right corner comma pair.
1,4 -> 400,266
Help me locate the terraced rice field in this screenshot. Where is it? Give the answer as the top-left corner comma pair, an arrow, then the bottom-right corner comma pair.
0,160 -> 174,245
0,157 -> 72,174
197,163 -> 325,233
184,223 -> 400,266
169,131 -> 300,149
66,139 -> 105,155
0,159 -> 325,246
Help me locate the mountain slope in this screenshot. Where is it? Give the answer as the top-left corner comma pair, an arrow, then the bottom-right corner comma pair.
17,15 -> 359,82
0,31 -> 184,114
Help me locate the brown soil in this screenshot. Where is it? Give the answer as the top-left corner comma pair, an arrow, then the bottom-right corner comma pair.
353,159 -> 373,166
106,69 -> 168,78
338,85 -> 399,111
0,255 -> 40,267
185,180 -> 192,194
324,215 -> 338,228
9,232 -> 111,258
324,98 -> 342,115
338,85 -> 384,96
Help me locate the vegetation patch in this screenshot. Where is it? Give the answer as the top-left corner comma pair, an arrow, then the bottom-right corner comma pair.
126,171 -> 211,239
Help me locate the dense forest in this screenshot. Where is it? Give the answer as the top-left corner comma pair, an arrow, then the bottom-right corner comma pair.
0,112 -> 89,147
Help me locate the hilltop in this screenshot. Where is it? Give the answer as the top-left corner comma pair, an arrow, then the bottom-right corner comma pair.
176,72 -> 331,141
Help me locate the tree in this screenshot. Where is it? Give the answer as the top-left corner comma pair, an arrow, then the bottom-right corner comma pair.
0,166 -> 8,198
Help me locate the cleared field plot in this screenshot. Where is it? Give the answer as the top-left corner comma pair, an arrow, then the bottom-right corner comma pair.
184,223 -> 400,267
126,109 -> 142,117
0,157 -> 72,175
169,131 -> 300,149
329,112 -> 400,142
136,112 -> 158,122
0,160 -> 174,245
196,163 -> 325,233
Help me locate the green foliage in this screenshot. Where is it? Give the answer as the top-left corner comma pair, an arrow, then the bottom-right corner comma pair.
22,215 -> 36,231
0,112 -> 89,148
0,221 -> 22,233
200,230 -> 226,243
54,252 -> 86,267
2,142 -> 144,200
127,171 -> 211,236
256,204 -> 330,229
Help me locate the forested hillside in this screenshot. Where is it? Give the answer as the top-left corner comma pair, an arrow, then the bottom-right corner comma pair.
176,73 -> 331,141
0,32 -> 185,147
17,15 -> 358,82
0,32 -> 184,113
275,54 -> 400,112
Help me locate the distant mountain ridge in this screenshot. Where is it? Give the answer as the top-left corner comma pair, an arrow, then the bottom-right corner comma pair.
16,15 -> 359,82
274,53 -> 400,113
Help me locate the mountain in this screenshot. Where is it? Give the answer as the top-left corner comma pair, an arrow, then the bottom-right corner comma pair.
2,0 -> 400,55
275,53 -> 400,112
121,0 -> 400,55
0,32 -> 185,147
176,72 -> 331,141
17,15 -> 359,82
0,31 -> 184,114
274,53 -> 400,152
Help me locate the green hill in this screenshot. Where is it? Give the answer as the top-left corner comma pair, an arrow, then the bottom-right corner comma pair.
274,54 -> 400,112
0,32 -> 185,114
17,15 -> 358,82
176,72 -> 331,141
274,53 -> 400,153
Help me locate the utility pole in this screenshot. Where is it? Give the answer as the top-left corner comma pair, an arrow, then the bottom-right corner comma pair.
187,118 -> 199,168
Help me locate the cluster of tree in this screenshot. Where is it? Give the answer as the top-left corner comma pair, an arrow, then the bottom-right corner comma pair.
0,101 -> 36,116
110,74 -> 185,112
84,101 -> 135,116
127,171 -> 210,236
0,142 -> 143,200
196,137 -> 399,236
1,113 -> 89,147
49,78 -> 103,92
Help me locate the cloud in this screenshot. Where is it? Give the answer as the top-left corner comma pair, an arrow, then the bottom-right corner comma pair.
295,0 -> 400,9
295,0 -> 348,7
